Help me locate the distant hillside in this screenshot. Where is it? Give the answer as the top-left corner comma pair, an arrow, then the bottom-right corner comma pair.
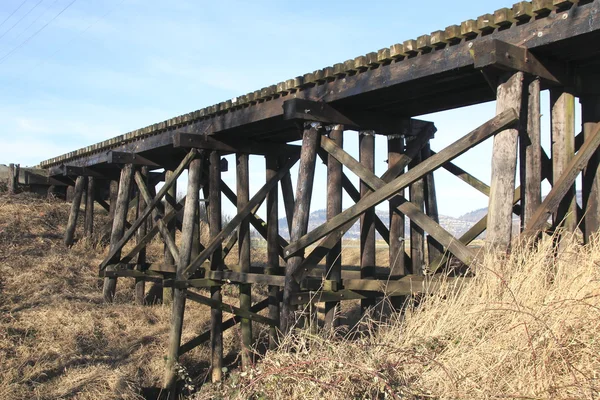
277,190 -> 584,240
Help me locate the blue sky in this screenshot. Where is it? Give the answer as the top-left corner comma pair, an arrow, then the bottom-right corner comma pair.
0,0 -> 572,218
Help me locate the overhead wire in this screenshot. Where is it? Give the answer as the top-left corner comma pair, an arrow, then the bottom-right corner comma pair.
0,0 -> 45,41
11,0 -> 60,43
0,0 -> 78,64
0,0 -> 29,30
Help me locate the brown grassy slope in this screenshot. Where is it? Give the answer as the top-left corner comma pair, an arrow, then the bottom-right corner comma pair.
196,235 -> 600,400
0,193 -> 234,399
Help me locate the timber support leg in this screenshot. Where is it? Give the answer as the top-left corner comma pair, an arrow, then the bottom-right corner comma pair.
64,175 -> 86,246
135,167 -> 148,305
163,155 -> 202,391
282,125 -> 321,333
324,125 -> 343,329
487,71 -> 524,250
408,145 -> 425,275
84,176 -> 95,237
266,155 -> 281,346
520,78 -> 542,228
209,151 -> 224,383
582,93 -> 600,242
163,169 -> 177,305
237,152 -> 253,368
103,164 -> 134,303
359,131 -> 377,310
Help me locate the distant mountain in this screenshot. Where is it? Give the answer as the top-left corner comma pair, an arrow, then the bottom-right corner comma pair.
275,190 -> 584,240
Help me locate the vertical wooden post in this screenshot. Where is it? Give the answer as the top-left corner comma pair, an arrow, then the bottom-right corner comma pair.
282,126 -> 320,333
135,166 -> 148,305
64,176 -> 86,246
103,164 -> 134,302
324,125 -> 343,329
422,144 -> 443,264
266,155 -> 280,348
163,169 -> 177,304
521,78 -> 542,227
84,176 -> 95,237
359,131 -> 376,309
582,94 -> 600,241
408,148 -> 425,275
550,88 -> 577,233
164,156 -> 202,390
237,152 -> 253,368
388,135 -> 406,276
7,163 -> 17,195
109,180 -> 119,220
209,151 -> 224,383
487,71 -> 524,249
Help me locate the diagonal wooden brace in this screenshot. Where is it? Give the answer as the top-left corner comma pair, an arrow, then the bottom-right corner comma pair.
135,171 -> 180,262
320,135 -> 476,266
284,109 -> 519,258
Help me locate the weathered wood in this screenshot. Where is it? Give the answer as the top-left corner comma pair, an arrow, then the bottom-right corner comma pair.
581,94 -> 600,242
280,157 -> 295,235
108,180 -> 118,220
522,78 -> 542,227
324,125 -> 343,329
135,167 -> 148,305
282,126 -> 321,333
186,291 -> 278,327
422,145 -> 443,264
266,155 -> 280,348
64,176 -> 86,246
283,98 -> 357,128
237,152 -> 252,368
174,133 -> 301,156
163,156 -> 202,390
208,151 -> 223,383
525,121 -> 600,235
388,135 -> 406,277
84,177 -> 95,237
318,134 -> 477,267
183,155 -> 298,278
163,169 -> 177,305
100,149 -> 196,269
409,148 -> 425,275
7,163 -> 18,195
359,132 -> 377,309
487,72 -> 524,250
107,151 -> 159,166
103,164 -> 134,302
179,297 -> 270,355
550,88 -> 577,233
135,174 -> 180,263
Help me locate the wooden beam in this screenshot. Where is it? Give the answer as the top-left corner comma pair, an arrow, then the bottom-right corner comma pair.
359,132 -> 377,310
164,156 -> 203,390
163,169 -> 177,304
135,167 -> 148,305
525,121 -> 600,235
266,155 -> 281,348
64,176 -> 86,246
581,94 -> 600,242
103,164 -> 134,302
522,78 -> 542,227
388,135 -> 407,277
174,133 -> 301,156
487,72 -> 524,250
186,291 -> 278,327
409,145 -> 425,275
324,125 -> 343,329
84,177 -> 95,237
550,88 -> 577,233
283,98 -> 358,128
282,126 -> 321,333
179,297 -> 271,355
236,152 -> 253,368
472,39 -> 567,85
107,151 -> 159,166
208,150 -> 223,383
423,145 -> 443,264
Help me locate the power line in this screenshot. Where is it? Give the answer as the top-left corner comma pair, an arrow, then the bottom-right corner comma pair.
0,0 -> 29,30
11,0 -> 59,43
0,0 -> 78,65
0,0 -> 45,41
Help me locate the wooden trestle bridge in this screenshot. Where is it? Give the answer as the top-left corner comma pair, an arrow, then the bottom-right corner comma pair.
36,0 -> 600,392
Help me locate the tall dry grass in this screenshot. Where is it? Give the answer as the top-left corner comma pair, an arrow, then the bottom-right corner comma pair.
196,233 -> 600,399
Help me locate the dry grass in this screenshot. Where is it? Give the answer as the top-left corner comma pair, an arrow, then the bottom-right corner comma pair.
196,234 -> 600,399
1,192 -> 599,399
